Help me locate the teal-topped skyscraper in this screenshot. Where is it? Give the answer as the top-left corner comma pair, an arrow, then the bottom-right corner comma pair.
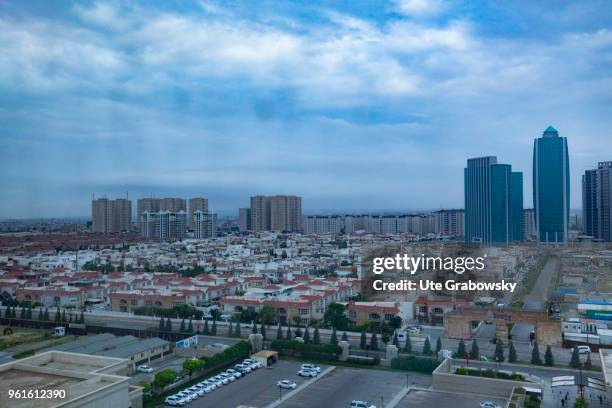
533,126 -> 570,243
464,156 -> 523,244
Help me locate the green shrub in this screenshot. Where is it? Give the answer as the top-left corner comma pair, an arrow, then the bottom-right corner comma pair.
391,355 -> 440,374
346,357 -> 378,366
199,340 -> 250,370
13,349 -> 36,359
270,339 -> 341,360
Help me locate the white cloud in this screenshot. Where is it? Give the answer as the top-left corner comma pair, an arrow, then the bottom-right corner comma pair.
393,0 -> 445,16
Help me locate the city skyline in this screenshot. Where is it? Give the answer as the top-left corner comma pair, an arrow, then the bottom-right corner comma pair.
1,1 -> 612,218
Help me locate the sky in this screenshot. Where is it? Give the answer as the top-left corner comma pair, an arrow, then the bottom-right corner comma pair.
1,0 -> 611,218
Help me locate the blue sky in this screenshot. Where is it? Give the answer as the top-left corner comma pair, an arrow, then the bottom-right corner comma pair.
1,0 -> 611,218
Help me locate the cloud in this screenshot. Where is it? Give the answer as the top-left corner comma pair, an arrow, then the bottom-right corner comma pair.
393,0 -> 445,17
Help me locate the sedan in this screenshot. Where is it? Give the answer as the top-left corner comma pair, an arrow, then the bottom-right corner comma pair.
480,402 -> 501,408
298,368 -> 318,377
277,380 -> 297,389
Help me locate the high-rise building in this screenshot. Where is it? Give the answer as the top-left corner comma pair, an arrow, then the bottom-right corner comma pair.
583,161 -> 612,241
435,209 -> 464,237
91,198 -> 132,233
464,156 -> 522,244
238,208 -> 251,232
137,197 -> 186,231
188,198 -> 209,229
511,172 -> 524,241
533,126 -> 570,243
249,195 -> 302,232
523,209 -> 537,240
141,211 -> 186,241
193,211 -> 217,239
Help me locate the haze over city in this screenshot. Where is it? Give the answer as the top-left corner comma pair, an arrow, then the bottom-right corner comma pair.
1,0 -> 612,218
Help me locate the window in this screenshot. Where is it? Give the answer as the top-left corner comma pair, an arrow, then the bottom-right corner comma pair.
277,308 -> 287,314
433,307 -> 444,314
369,313 -> 380,320
130,299 -> 137,305
299,308 -> 309,315
384,314 -> 394,321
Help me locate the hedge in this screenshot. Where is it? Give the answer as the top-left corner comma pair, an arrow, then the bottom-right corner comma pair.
391,355 -> 440,374
270,339 -> 341,360
455,367 -> 525,381
200,340 -> 250,370
346,356 -> 379,366
13,349 -> 36,359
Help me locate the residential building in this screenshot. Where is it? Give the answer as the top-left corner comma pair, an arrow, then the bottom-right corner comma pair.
436,209 -> 464,237
137,197 -> 186,231
141,211 -> 186,241
533,126 -> 570,243
250,195 -> 302,232
193,211 -> 217,239
523,208 -> 537,240
188,197 -> 209,229
238,207 -> 251,232
304,215 -> 343,234
91,198 -> 132,233
583,161 -> 612,241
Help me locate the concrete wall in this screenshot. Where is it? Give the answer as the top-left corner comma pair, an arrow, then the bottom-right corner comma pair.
432,358 -> 534,399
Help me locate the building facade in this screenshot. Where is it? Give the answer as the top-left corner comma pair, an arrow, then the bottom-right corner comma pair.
238,207 -> 251,232
436,209 -> 464,238
583,161 -> 612,241
523,208 -> 537,240
193,211 -> 217,239
464,156 -> 523,244
249,195 -> 302,232
91,198 -> 132,233
533,126 -> 570,243
141,211 -> 186,241
188,197 -> 209,229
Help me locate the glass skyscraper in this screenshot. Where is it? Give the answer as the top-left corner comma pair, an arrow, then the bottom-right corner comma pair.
582,161 -> 612,242
533,126 -> 570,243
464,156 -> 523,244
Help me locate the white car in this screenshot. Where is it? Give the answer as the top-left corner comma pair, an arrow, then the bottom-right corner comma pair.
137,364 -> 154,373
175,391 -> 192,403
298,368 -> 318,377
198,382 -> 214,392
277,380 -> 297,389
164,396 -> 185,406
211,376 -> 225,386
220,372 -> 236,382
244,359 -> 262,369
215,375 -> 230,385
480,402 -> 501,408
187,386 -> 204,397
350,400 -> 376,408
300,364 -> 321,373
226,368 -> 242,378
202,380 -> 217,390
574,345 -> 591,354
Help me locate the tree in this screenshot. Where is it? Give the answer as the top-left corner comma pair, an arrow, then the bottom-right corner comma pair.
423,336 -> 432,355
584,353 -> 593,370
436,337 -> 443,356
180,318 -> 186,332
292,315 -> 302,328
259,305 -> 277,326
61,309 -> 66,322
276,324 -> 283,340
303,326 -> 310,343
330,328 -> 338,345
392,332 -> 400,348
370,331 -> 379,350
403,334 -> 412,353
229,321 -> 234,337
183,358 -> 203,379
54,308 -> 61,323
252,323 -> 258,334
38,308 -> 44,321
469,340 -> 479,360
323,302 -> 350,330
495,340 -> 505,362
313,327 -> 320,344
203,319 -> 210,335
544,345 -> 554,366
188,319 -> 193,333
26,307 -> 32,320
457,339 -> 467,359
154,369 -> 177,389
79,310 -> 84,324
165,317 -> 172,332
20,307 -> 25,319
285,323 -> 292,340
43,308 -> 49,321
211,319 -> 217,336
295,327 -> 302,338
508,341 -> 517,363
341,331 -> 348,342
360,329 -> 367,349
260,323 -> 266,340
574,396 -> 588,408
389,315 -> 402,330
159,317 -> 165,331
531,342 -> 542,365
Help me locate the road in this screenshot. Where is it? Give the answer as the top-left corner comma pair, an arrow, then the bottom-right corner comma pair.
523,256 -> 559,310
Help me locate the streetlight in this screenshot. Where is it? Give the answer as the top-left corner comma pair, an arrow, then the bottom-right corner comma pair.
279,385 -> 283,400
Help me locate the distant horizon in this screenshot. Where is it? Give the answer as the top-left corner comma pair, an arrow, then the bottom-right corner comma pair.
2,1 -> 611,218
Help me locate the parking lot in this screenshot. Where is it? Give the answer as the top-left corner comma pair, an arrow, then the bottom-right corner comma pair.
395,389 -> 507,408
277,367 -> 431,408
181,360 -> 327,408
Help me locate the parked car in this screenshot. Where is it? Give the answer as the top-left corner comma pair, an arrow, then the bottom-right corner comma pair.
137,364 -> 154,373
480,401 -> 501,408
234,364 -> 250,374
277,380 -> 297,389
220,373 -> 235,382
244,359 -> 262,369
226,368 -> 242,378
407,326 -> 421,334
164,395 -> 185,406
574,345 -> 591,354
215,375 -> 230,385
350,400 -> 376,408
199,381 -> 215,392
300,364 -> 321,373
175,391 -> 193,403
187,386 -> 204,397
298,368 -> 318,377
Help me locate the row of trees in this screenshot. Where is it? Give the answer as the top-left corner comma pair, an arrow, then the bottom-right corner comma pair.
3,306 -> 85,324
